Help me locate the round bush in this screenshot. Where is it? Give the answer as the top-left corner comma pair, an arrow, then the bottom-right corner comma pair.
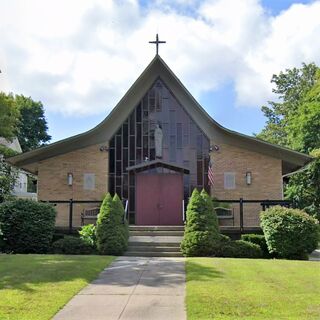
181,189 -> 220,257
52,236 -> 94,254
0,199 -> 56,253
96,193 -> 128,255
220,240 -> 262,258
260,206 -> 319,259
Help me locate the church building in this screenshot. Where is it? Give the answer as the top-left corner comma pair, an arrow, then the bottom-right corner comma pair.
8,52 -> 312,229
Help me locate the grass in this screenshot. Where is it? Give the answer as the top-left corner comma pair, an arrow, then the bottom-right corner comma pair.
186,258 -> 320,320
0,254 -> 114,320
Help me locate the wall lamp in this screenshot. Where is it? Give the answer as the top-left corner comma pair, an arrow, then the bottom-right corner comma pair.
246,171 -> 252,185
100,145 -> 109,152
209,145 -> 220,152
67,173 -> 73,186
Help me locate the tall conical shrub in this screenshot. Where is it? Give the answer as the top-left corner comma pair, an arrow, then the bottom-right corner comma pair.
113,194 -> 129,247
181,189 -> 219,256
96,193 -> 127,255
200,189 -> 219,233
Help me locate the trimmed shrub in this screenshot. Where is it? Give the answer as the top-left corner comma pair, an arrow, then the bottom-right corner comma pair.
79,224 -> 97,247
113,194 -> 129,244
0,199 -> 56,253
220,240 -> 262,258
52,236 -> 94,254
181,189 -> 220,256
212,234 -> 232,257
241,234 -> 272,258
260,206 -> 319,260
96,193 -> 127,255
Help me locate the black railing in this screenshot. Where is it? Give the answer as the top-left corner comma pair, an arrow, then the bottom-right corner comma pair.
43,198 -> 292,234
42,199 -> 128,233
215,198 -> 293,232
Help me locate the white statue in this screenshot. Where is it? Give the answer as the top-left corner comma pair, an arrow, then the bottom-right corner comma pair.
154,123 -> 163,158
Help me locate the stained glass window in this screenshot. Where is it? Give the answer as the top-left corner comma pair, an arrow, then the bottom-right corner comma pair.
109,78 -> 210,223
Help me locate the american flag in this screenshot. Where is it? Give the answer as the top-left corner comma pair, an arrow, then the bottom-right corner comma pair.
208,159 -> 214,186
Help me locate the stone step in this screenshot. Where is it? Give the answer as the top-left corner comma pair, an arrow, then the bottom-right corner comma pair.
129,240 -> 181,247
127,246 -> 181,252
129,230 -> 184,236
124,251 -> 183,257
129,225 -> 185,231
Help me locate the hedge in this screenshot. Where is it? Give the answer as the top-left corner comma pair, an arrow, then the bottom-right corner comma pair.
220,240 -> 263,258
52,236 -> 94,254
241,233 -> 272,258
0,199 -> 56,253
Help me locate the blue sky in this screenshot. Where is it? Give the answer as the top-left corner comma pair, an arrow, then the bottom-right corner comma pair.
1,0 -> 319,142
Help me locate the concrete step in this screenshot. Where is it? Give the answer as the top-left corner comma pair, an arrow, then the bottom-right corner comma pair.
129,230 -> 184,236
127,246 -> 181,252
124,251 -> 183,257
128,241 -> 181,247
129,225 -> 185,231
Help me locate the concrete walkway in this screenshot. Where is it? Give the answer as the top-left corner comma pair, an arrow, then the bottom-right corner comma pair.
53,257 -> 186,320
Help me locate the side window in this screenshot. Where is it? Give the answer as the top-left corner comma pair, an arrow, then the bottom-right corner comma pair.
83,173 -> 95,190
224,172 -> 235,189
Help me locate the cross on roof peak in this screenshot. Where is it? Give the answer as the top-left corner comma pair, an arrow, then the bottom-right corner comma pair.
149,34 -> 166,56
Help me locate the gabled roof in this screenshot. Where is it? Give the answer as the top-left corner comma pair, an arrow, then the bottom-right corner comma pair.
127,159 -> 190,174
7,55 -> 312,174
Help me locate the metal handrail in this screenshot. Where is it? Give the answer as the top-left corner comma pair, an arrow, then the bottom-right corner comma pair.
182,199 -> 186,222
124,199 -> 129,223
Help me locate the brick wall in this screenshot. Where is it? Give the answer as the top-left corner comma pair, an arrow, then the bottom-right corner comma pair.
210,143 -> 283,227
37,144 -> 108,227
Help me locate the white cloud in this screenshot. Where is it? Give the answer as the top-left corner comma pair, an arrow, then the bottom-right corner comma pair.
0,0 -> 320,116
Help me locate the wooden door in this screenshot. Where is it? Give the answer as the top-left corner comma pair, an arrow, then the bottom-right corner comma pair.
136,173 -> 183,225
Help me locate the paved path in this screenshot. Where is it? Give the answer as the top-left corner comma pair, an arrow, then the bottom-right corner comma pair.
54,257 -> 186,320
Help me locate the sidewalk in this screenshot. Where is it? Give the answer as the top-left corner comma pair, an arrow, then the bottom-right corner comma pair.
53,256 -> 186,320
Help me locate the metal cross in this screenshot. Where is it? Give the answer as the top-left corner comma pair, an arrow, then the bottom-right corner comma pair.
149,34 -> 166,55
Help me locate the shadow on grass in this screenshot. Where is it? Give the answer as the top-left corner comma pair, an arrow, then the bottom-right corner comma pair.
0,254 -> 112,292
186,259 -> 224,282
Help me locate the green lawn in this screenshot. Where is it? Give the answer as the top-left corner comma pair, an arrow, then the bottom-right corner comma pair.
0,254 -> 114,320
186,258 -> 320,320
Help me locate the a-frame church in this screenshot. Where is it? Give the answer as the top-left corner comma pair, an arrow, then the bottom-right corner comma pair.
8,51 -> 312,229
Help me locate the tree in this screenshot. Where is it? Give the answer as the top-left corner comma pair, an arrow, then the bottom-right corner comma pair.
0,93 -> 19,140
0,145 -> 19,203
285,149 -> 320,221
0,93 -> 51,152
14,95 -> 51,152
257,63 -> 320,221
286,70 -> 320,153
257,63 -> 318,150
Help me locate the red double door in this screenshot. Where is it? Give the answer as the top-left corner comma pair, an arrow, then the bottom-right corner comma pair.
136,173 -> 183,225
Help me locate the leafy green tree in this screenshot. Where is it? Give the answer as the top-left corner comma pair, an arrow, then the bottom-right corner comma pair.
0,145 -> 19,203
257,63 -> 318,149
0,93 -> 19,139
14,95 -> 51,152
285,149 -> 320,221
257,63 -> 320,220
286,70 -> 320,153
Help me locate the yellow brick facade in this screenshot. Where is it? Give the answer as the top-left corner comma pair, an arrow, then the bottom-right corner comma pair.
37,144 -> 108,227
211,142 -> 283,227
37,142 -> 283,228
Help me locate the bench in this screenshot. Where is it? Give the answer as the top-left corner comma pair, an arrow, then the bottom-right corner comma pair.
215,207 -> 234,226
81,207 -> 100,226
